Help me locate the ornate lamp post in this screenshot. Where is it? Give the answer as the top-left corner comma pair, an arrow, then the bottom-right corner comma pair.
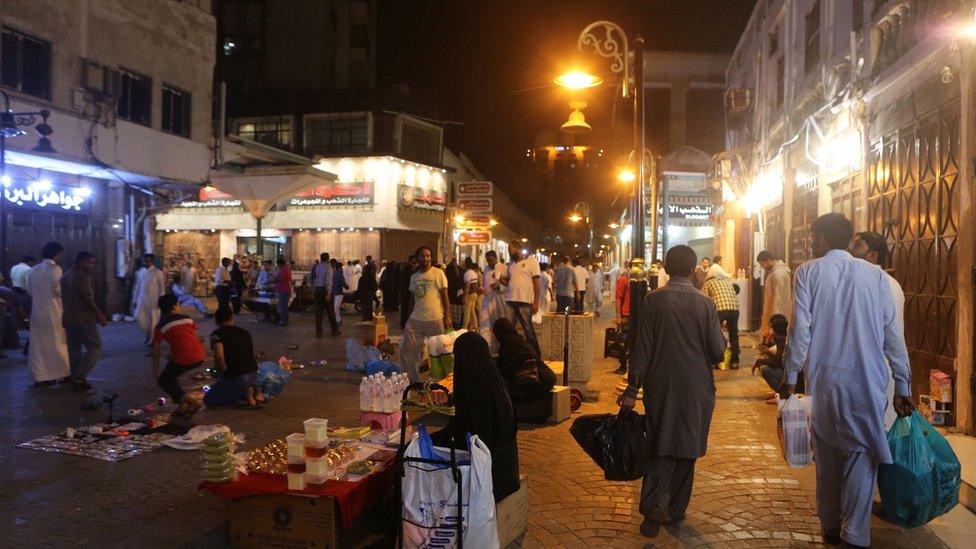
569,201 -> 594,258
0,90 -> 56,273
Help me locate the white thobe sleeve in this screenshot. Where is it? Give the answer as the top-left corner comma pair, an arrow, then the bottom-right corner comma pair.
880,272 -> 912,396
784,268 -> 811,386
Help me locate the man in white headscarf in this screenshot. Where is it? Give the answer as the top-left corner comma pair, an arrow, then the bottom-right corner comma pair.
134,253 -> 165,345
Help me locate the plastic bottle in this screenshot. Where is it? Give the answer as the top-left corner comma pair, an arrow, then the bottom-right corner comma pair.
359,377 -> 368,411
369,378 -> 381,412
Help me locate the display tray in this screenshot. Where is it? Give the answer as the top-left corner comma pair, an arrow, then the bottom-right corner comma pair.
17,430 -> 176,462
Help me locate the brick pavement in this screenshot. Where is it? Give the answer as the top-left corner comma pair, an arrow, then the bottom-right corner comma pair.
0,303 -> 956,547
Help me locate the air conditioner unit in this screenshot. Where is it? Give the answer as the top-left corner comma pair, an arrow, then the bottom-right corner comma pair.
728,88 -> 752,112
81,59 -> 120,100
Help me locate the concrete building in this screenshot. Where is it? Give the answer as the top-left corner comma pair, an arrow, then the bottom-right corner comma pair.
716,0 -> 974,433
0,0 -> 215,312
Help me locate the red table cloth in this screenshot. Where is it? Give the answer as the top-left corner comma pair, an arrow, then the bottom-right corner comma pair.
199,466 -> 394,529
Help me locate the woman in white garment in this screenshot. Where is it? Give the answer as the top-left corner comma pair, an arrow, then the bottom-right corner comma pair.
134,253 -> 166,345
27,242 -> 70,384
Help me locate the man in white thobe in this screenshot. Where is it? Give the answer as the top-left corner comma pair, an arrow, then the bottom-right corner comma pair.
27,243 -> 70,383
478,250 -> 507,354
180,262 -> 196,297
586,264 -> 604,316
134,253 -> 166,345
851,230 -> 905,431
784,214 -> 914,548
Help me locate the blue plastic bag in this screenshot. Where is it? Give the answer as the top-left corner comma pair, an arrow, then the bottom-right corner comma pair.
257,361 -> 292,399
345,337 -> 382,372
878,411 -> 960,528
364,358 -> 401,376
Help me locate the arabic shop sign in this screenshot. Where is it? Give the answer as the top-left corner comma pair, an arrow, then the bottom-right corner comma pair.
398,185 -> 446,212
177,187 -> 243,210
657,203 -> 712,220
4,183 -> 88,212
286,181 -> 374,208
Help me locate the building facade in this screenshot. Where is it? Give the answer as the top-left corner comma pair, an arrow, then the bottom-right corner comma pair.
717,0 -> 975,432
0,0 -> 215,312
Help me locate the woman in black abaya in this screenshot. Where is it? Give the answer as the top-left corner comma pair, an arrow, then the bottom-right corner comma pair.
432,332 -> 520,502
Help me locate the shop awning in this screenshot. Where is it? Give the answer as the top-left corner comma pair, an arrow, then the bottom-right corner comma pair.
210,164 -> 337,219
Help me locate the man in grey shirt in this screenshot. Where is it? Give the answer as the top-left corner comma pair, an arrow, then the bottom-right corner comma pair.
61,252 -> 108,392
553,255 -> 579,312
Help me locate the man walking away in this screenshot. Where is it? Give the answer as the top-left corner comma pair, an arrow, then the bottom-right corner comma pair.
572,257 -> 589,312
756,250 -> 792,337
27,242 -> 70,384
692,257 -> 711,289
10,255 -> 34,293
230,255 -> 245,314
445,258 -> 464,329
784,213 -> 914,548
479,250 -> 507,353
402,246 -> 450,381
359,258 -> 378,323
274,257 -> 292,326
618,245 -> 726,538
501,240 -> 542,356
311,253 -> 338,337
205,307 -> 264,408
554,256 -> 578,313
851,230 -> 904,431
539,262 -> 553,314
461,257 -> 480,331
61,252 -> 109,391
700,269 -> 740,369
587,263 -> 604,315
152,294 -> 206,416
330,258 -> 347,332
134,254 -> 165,345
613,260 -> 634,374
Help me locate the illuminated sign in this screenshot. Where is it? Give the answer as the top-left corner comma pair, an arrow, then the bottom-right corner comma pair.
4,182 -> 88,212
398,185 -> 446,212
658,204 -> 713,220
286,181 -> 374,208
458,231 -> 491,245
177,187 -> 243,209
457,197 -> 493,214
455,181 -> 493,197
457,213 -> 492,228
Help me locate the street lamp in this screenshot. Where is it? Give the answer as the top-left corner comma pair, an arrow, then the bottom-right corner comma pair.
569,201 -> 594,259
0,90 -> 57,273
617,169 -> 636,184
553,70 -> 603,90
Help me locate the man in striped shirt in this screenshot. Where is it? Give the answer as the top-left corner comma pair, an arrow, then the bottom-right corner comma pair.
700,271 -> 740,369
152,294 -> 206,416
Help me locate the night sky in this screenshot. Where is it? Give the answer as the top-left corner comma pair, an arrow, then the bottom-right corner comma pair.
378,0 -> 757,202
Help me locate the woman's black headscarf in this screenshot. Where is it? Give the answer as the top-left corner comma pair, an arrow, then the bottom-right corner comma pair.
449,332 -> 520,501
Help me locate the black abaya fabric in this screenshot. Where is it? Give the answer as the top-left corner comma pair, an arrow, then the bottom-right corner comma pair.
493,318 -> 556,401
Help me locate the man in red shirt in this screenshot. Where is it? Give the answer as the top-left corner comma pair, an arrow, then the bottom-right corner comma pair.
152,294 -> 206,416
614,260 -> 634,374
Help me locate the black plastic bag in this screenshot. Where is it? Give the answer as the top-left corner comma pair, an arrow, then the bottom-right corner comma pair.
570,410 -> 647,481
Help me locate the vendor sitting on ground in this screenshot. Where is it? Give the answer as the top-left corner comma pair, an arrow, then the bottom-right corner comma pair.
751,313 -> 795,403
204,307 -> 265,409
431,332 -> 520,502
493,317 -> 556,417
152,294 -> 206,416
171,275 -> 213,319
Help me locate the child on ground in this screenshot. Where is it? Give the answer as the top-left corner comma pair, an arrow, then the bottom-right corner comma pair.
204,307 -> 265,408
152,294 -> 206,416
752,314 -> 796,403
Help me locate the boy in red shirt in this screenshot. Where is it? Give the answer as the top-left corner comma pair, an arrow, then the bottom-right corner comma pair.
152,294 -> 206,416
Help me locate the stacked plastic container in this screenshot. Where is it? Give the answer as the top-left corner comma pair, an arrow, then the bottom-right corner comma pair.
303,418 -> 330,484
285,433 -> 306,490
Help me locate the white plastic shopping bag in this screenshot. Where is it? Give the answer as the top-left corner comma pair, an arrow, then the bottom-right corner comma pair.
401,428 -> 499,548
777,394 -> 813,467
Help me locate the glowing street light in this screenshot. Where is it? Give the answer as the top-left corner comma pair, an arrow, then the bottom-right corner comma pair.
617,169 -> 636,183
454,214 -> 465,224
520,237 -> 528,243
609,223 -> 619,229
553,70 -> 603,90
569,213 -> 583,223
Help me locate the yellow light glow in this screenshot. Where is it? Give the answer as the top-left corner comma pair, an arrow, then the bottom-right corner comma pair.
569,213 -> 583,223
617,169 -> 636,183
520,237 -> 528,243
602,234 -> 611,239
554,70 -> 603,90
488,219 -> 498,227
609,223 -> 619,229
454,215 -> 465,224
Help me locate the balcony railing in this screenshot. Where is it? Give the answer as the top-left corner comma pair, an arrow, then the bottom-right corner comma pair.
870,0 -> 957,78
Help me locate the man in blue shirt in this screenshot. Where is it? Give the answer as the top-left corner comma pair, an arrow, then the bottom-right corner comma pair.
784,213 -> 914,548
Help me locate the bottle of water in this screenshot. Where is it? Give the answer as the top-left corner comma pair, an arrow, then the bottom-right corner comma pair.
369,378 -> 381,412
359,377 -> 369,411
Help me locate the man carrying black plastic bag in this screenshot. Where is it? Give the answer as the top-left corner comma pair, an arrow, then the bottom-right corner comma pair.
618,245 -> 726,538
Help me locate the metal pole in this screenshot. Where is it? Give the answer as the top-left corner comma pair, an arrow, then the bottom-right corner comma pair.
633,38 -> 646,261
0,133 -> 6,275
256,216 -> 263,258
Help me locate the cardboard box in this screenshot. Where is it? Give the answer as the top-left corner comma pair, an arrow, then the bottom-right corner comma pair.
229,494 -> 338,548
547,386 -> 570,424
365,314 -> 389,347
496,474 -> 528,548
930,369 -> 952,403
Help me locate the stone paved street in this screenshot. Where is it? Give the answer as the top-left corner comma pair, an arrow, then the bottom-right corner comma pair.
0,303 -> 964,547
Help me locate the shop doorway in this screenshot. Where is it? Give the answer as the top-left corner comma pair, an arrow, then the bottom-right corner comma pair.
236,236 -> 288,261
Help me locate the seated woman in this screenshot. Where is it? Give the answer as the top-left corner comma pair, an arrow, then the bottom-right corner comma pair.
432,332 -> 520,502
493,318 -> 556,405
